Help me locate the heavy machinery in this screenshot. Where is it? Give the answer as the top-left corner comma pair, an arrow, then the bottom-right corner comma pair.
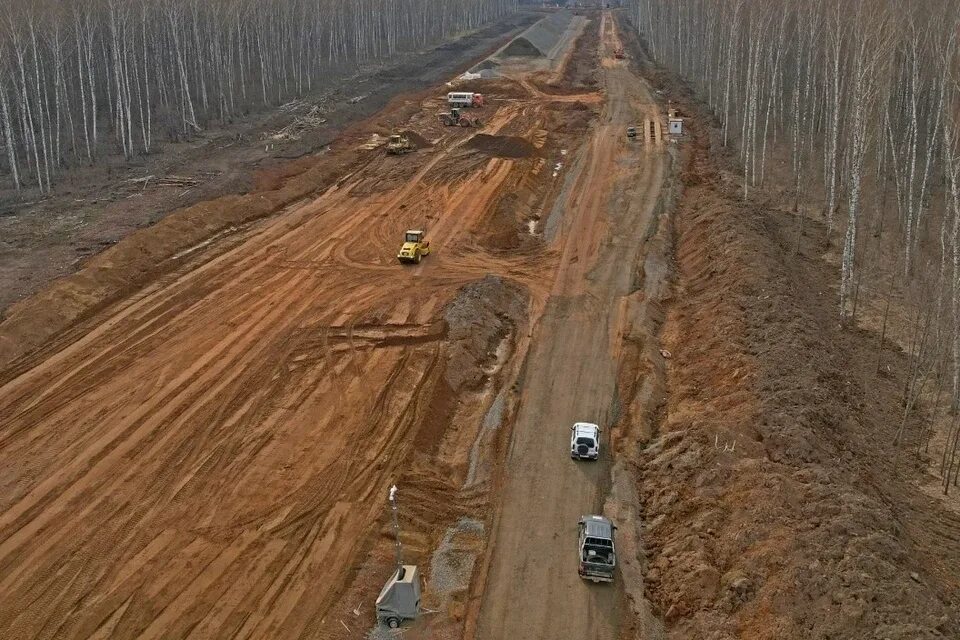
577,515 -> 617,583
439,107 -> 482,128
626,126 -> 637,139
447,91 -> 485,108
386,134 -> 415,155
614,47 -> 625,59
397,229 -> 431,264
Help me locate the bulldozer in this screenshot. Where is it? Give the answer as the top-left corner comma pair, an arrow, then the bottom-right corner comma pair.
439,108 -> 482,128
386,134 -> 415,155
397,229 -> 431,264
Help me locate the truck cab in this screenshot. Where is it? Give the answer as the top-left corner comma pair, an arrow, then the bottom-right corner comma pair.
570,422 -> 600,460
578,515 -> 616,583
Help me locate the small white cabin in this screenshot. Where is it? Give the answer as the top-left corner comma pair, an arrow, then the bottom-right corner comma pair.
668,118 -> 684,136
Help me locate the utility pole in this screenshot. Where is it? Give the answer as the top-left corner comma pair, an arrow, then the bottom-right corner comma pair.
389,484 -> 402,570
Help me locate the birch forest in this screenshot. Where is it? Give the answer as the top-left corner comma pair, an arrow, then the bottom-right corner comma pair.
631,0 -> 960,488
0,0 -> 517,193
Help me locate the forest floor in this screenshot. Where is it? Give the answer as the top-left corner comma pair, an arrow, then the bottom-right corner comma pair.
1,7 -> 959,640
0,11 -> 538,315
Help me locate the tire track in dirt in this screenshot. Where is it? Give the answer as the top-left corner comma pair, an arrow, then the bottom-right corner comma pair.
0,31 -> 597,637
472,12 -> 670,640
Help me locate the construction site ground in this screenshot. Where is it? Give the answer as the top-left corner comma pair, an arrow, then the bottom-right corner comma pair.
0,11 -> 538,315
3,8 -> 960,640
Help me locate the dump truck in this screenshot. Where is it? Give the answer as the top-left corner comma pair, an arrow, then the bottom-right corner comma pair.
447,91 -> 485,108
386,134 -> 415,155
578,515 -> 617,583
397,229 -> 431,264
376,565 -> 421,628
439,107 -> 482,128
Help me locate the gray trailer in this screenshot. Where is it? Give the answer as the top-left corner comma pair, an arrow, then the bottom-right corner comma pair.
578,515 -> 616,583
375,565 -> 421,628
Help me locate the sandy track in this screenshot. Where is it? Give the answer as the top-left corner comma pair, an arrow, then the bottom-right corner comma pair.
0,69 -> 571,640
473,13 -> 667,640
0,10 -> 654,640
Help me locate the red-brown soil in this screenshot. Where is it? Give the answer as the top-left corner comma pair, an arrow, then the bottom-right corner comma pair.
630,26 -> 960,638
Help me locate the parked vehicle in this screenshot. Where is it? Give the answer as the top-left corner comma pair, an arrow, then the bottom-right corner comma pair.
577,515 -> 617,583
570,422 -> 600,460
447,91 -> 485,108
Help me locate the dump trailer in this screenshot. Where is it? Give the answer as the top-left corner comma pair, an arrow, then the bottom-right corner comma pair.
578,515 -> 617,583
376,565 -> 421,628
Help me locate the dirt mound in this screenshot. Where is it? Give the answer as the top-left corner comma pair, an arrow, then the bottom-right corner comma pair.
475,59 -> 500,71
399,130 -> 431,148
501,36 -> 543,58
636,117 -> 960,637
444,275 -> 528,391
501,10 -> 573,60
466,134 -> 537,159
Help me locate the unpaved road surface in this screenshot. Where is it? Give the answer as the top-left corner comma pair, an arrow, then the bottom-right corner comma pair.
474,13 -> 665,640
0,10 -> 666,640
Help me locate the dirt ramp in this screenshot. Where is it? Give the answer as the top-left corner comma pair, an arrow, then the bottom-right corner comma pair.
467,134 -> 537,159
501,37 -> 543,58
495,10 -> 575,61
399,130 -> 432,148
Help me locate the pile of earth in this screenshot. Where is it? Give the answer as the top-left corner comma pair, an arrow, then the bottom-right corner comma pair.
466,134 -> 537,159
398,130 -> 431,148
501,37 -> 543,58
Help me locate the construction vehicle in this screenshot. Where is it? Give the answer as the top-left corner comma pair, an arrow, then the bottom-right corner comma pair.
397,229 -> 431,264
614,47 -> 625,59
439,108 -> 482,128
626,126 -> 637,139
578,515 -> 617,583
376,565 -> 422,628
447,91 -> 485,108
386,134 -> 415,155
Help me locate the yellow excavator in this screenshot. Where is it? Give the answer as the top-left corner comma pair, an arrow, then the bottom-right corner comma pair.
397,229 -> 431,264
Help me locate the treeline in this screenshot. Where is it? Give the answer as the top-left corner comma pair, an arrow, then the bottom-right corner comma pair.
631,0 -> 960,486
0,0 -> 518,193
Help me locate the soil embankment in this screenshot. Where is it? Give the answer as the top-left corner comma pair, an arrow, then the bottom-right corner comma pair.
626,13 -> 960,637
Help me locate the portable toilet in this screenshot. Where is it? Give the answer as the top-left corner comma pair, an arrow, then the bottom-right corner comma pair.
375,565 -> 421,628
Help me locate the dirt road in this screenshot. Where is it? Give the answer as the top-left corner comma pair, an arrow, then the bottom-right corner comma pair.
0,10 -> 666,640
474,13 -> 666,640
